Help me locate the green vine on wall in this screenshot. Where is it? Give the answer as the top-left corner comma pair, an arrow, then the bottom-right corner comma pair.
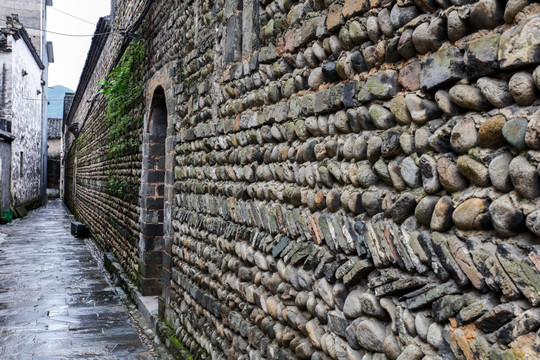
107,177 -> 131,199
100,39 -> 145,159
100,39 -> 145,201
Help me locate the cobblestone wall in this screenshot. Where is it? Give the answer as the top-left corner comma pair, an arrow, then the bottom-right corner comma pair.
164,0 -> 540,359
64,3 -> 146,280
68,0 -> 540,359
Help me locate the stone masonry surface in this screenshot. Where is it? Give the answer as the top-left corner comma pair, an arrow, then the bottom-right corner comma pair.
65,0 -> 540,359
0,200 -> 155,359
64,13 -> 143,282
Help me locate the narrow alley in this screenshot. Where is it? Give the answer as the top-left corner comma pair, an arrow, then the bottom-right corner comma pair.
0,200 -> 155,359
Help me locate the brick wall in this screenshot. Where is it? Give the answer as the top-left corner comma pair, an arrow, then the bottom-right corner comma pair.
66,0 -> 540,359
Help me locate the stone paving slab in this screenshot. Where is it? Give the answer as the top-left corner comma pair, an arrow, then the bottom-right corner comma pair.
0,200 -> 155,359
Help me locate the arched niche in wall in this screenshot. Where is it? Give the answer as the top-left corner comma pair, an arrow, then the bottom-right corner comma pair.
139,85 -> 168,296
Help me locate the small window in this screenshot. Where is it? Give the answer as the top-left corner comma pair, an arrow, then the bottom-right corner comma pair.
19,152 -> 23,177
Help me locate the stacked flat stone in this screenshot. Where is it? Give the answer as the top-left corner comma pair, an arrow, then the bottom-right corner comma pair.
167,0 -> 540,359
66,0 -> 540,358
166,0 -> 540,358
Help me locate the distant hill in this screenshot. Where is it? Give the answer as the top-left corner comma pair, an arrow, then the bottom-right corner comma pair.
48,85 -> 74,119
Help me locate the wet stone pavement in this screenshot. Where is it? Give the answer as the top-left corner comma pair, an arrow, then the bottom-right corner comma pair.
0,200 -> 155,359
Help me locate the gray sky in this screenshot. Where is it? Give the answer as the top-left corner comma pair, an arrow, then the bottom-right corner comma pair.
47,0 -> 110,91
